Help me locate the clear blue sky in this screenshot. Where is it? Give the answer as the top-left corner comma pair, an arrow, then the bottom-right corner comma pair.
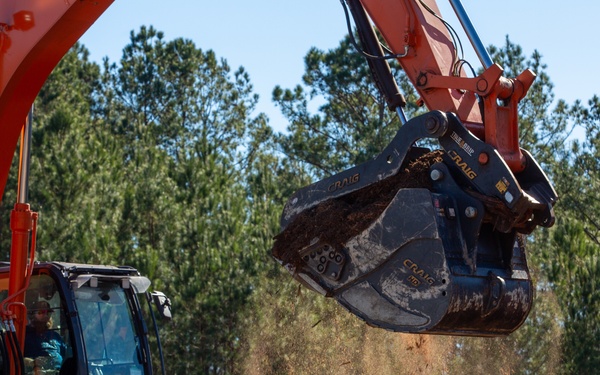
79,1 -> 594,132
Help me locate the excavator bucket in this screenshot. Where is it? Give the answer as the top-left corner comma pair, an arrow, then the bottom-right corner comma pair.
272,111 -> 556,336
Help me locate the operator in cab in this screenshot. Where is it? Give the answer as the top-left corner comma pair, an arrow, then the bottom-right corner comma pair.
24,300 -> 67,372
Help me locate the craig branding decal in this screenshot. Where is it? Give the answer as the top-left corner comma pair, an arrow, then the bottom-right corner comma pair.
328,173 -> 360,192
403,259 -> 435,285
447,150 -> 477,180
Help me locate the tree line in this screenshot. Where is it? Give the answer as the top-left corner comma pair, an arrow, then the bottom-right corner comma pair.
0,26 -> 598,374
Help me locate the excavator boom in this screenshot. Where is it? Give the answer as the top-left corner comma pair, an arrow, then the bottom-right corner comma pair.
0,0 -> 113,202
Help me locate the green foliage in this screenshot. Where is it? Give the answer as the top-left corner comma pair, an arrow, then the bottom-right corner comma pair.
102,26 -> 263,162
489,37 -> 600,375
540,220 -> 600,374
97,26 -> 279,374
20,43 -> 125,263
272,35 -> 420,179
1,19 -> 598,375
542,95 -> 600,371
524,86 -> 600,374
0,28 -> 283,373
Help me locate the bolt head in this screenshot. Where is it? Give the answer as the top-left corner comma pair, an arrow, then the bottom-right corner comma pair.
430,169 -> 443,181
425,117 -> 439,133
465,206 -> 478,218
478,152 -> 489,165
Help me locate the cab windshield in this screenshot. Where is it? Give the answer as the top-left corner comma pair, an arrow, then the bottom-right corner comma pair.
74,281 -> 144,373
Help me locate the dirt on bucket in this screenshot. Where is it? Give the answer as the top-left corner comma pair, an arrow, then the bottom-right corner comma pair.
272,150 -> 444,268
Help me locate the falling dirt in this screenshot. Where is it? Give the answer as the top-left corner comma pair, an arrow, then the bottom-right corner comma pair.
271,150 -> 444,267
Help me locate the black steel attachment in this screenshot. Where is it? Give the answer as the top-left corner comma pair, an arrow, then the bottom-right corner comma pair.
273,111 -> 556,336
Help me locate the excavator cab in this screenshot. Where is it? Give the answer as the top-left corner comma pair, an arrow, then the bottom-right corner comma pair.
272,0 -> 557,336
0,262 -> 170,374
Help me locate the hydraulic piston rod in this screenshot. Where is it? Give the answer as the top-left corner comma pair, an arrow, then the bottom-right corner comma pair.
448,0 -> 493,69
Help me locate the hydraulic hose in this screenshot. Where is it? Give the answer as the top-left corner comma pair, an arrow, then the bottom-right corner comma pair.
342,0 -> 407,113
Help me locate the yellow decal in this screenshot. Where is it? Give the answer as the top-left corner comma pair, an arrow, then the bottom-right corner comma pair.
495,180 -> 508,194
407,275 -> 421,287
403,259 -> 435,285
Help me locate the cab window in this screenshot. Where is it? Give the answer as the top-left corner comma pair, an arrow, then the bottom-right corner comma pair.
23,274 -> 73,374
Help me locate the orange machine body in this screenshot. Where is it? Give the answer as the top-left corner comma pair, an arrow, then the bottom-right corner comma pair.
0,2 -> 112,370
0,0 -> 114,203
359,0 -> 532,171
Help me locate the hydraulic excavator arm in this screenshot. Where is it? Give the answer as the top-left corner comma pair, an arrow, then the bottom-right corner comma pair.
0,3 -> 557,371
272,0 -> 557,336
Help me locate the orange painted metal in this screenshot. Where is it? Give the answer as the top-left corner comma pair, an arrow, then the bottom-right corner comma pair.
7,203 -> 33,352
0,2 -> 113,371
0,0 -> 114,205
358,0 -> 483,124
359,0 -> 530,171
